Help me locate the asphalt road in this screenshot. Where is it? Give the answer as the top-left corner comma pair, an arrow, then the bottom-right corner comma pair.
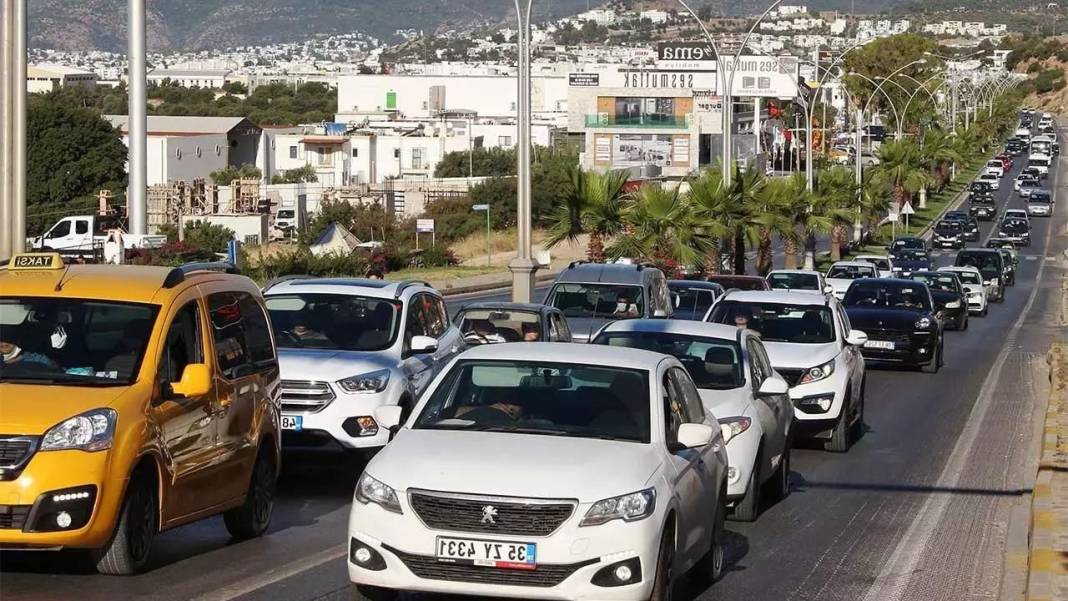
3,133 -> 1064,601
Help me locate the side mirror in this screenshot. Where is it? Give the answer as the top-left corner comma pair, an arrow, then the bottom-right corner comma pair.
169,364 -> 212,398
758,375 -> 789,397
374,405 -> 405,431
409,335 -> 438,355
676,423 -> 715,449
823,285 -> 834,294
846,329 -> 869,347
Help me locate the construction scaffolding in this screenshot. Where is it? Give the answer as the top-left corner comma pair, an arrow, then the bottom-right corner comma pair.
146,178 -> 218,233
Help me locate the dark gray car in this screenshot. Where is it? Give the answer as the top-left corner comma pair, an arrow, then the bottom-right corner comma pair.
545,262 -> 672,342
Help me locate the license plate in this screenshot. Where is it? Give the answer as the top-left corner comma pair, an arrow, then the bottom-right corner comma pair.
436,536 -> 537,570
865,340 -> 895,350
281,414 -> 303,431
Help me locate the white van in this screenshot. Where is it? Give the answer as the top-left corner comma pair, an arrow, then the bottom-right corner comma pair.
1028,153 -> 1053,178
1016,128 -> 1032,144
1031,135 -> 1054,157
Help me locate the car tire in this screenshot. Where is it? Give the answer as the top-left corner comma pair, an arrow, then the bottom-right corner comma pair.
962,313 -> 969,330
224,447 -> 277,540
981,304 -> 988,317
730,453 -> 761,522
849,380 -> 866,442
351,586 -> 399,601
648,526 -> 677,601
922,345 -> 940,374
765,446 -> 791,502
94,470 -> 157,575
824,398 -> 852,453
695,496 -> 726,585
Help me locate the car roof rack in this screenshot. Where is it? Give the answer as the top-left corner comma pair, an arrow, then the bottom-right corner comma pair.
163,261 -> 240,289
393,280 -> 432,298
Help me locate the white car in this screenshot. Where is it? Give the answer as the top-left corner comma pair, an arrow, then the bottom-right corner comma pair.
937,266 -> 988,316
706,291 -> 868,452
1005,209 -> 1031,225
978,172 -> 1001,191
263,279 -> 465,458
854,255 -> 894,278
984,160 -> 1005,178
592,320 -> 793,522
347,343 -> 729,601
824,261 -> 879,300
765,269 -> 832,295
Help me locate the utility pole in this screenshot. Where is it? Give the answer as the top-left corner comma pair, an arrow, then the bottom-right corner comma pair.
508,0 -> 538,302
11,0 -> 26,255
0,0 -> 13,258
128,0 -> 148,235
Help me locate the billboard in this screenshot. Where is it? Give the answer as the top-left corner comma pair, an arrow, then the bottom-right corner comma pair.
657,41 -> 717,71
614,134 -> 675,167
416,219 -> 435,233
720,55 -> 800,98
569,73 -> 600,87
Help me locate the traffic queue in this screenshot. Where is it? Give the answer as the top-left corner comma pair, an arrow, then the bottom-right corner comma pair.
0,111 -> 1053,601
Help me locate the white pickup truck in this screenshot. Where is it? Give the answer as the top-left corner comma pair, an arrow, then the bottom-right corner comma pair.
30,215 -> 166,255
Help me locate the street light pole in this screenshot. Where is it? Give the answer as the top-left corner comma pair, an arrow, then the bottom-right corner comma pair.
12,0 -> 26,255
128,0 -> 148,235
508,0 -> 537,302
0,0 -> 13,258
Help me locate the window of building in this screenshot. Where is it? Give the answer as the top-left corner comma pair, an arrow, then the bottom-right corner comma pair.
498,136 -> 512,147
316,146 -> 332,166
411,148 -> 425,170
352,147 -> 359,158
614,97 -> 677,126
289,145 -> 298,159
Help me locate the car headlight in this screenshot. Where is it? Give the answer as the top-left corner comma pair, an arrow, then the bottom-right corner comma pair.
799,358 -> 836,385
338,369 -> 391,394
915,317 -> 932,329
718,416 -> 752,445
355,472 -> 402,513
580,488 -> 656,527
945,301 -> 962,309
40,409 -> 117,452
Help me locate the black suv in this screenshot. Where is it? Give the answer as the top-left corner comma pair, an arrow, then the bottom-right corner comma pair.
932,220 -> 965,250
955,249 -> 1006,302
970,194 -> 997,221
944,211 -> 979,241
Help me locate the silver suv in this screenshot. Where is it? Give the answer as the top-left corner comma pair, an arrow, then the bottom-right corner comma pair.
262,278 -> 463,458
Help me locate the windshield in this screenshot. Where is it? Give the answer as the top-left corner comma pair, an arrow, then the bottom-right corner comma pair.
843,284 -> 932,310
1028,158 -> 1050,167
708,276 -> 768,291
669,286 -> 719,320
1030,192 -> 1052,203
0,297 -> 158,385
908,274 -> 959,293
277,210 -> 295,218
895,250 -> 930,263
595,331 -> 744,390
950,271 -> 982,285
767,272 -> 819,290
857,258 -> 890,270
1001,221 -> 1028,233
458,309 -> 540,344
956,253 -> 1002,278
935,222 -> 962,233
265,294 -> 400,351
549,283 -> 643,319
413,360 -> 651,443
827,265 -> 874,280
890,239 -> 923,251
708,301 -> 835,344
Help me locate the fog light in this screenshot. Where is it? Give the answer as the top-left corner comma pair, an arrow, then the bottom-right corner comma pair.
592,557 -> 642,587
342,416 -> 379,437
614,565 -> 633,582
354,547 -> 372,564
728,467 -> 739,482
349,537 -> 387,570
919,347 -> 928,354
55,511 -> 72,529
796,395 -> 833,414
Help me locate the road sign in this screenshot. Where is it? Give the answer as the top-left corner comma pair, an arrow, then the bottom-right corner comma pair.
416,218 -> 435,233
472,204 -> 490,211
901,201 -> 916,215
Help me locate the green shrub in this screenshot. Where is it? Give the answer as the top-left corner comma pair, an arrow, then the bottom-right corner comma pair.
245,249 -> 368,282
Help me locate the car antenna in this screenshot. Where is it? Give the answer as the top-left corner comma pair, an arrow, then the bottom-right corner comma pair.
54,262 -> 73,292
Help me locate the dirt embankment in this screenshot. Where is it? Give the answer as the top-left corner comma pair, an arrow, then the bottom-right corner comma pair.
1017,57 -> 1068,118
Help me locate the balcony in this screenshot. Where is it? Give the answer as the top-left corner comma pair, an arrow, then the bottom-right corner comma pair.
584,114 -> 690,129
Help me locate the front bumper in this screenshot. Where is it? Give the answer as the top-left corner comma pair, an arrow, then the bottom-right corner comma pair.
966,293 -> 987,314
857,330 -> 937,366
348,495 -> 663,600
1028,206 -> 1051,216
933,237 -> 963,249
280,379 -> 406,450
0,448 -> 124,549
723,426 -> 761,499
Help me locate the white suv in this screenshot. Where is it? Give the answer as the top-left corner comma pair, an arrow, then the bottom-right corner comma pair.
706,291 -> 867,452
263,278 -> 464,457
348,343 -> 729,600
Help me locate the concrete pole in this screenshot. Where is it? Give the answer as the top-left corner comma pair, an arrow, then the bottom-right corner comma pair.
12,0 -> 26,255
508,0 -> 537,302
853,107 -> 864,243
0,1 -> 13,258
754,97 -> 762,165
127,0 -> 148,235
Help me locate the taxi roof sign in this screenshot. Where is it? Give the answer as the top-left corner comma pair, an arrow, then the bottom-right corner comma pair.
8,253 -> 65,270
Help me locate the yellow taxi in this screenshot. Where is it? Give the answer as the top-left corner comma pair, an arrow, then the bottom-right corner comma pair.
0,254 -> 281,574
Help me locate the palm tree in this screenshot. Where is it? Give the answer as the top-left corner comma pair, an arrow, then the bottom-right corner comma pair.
813,166 -> 858,262
874,139 -> 930,211
543,166 -> 630,262
917,129 -> 963,204
686,166 -> 736,275
752,175 -> 803,274
856,170 -> 892,242
768,173 -> 810,269
610,183 -> 710,277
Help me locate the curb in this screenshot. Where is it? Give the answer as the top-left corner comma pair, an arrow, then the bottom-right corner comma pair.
1026,343 -> 1068,600
439,270 -> 559,297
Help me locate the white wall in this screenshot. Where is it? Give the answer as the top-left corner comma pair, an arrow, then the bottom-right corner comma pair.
268,133 -> 351,186
121,133 -> 229,186
337,74 -> 568,119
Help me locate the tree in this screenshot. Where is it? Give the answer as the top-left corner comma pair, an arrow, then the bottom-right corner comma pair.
26,95 -> 128,234
543,167 -> 630,262
873,139 -> 929,210
222,81 -> 248,95
434,147 -> 516,178
915,130 -> 962,207
270,165 -> 319,184
842,33 -> 941,133
210,164 -> 263,185
754,175 -> 806,273
686,167 -> 735,275
610,184 -> 709,278
812,166 -> 858,262
179,221 -> 236,253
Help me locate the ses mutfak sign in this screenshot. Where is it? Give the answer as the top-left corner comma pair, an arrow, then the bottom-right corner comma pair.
568,73 -> 600,87
619,70 -> 719,90
721,55 -> 800,98
657,42 -> 717,71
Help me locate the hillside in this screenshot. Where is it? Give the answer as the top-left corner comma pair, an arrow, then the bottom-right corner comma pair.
24,0 -> 914,52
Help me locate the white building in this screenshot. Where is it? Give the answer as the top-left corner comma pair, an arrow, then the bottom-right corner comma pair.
105,116 -> 264,186
576,9 -> 618,26
640,10 -> 670,24
147,68 -> 232,89
26,63 -> 98,94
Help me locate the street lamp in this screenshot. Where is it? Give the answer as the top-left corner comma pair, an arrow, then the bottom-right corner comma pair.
508,0 -> 537,302
897,73 -> 947,129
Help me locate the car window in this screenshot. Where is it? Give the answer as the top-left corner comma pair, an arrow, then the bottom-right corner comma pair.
709,301 -> 836,344
426,295 -> 449,338
767,272 -> 818,290
596,331 -> 744,390
239,294 -> 276,367
746,337 -> 768,387
458,308 -> 540,344
549,283 -> 644,319
75,220 -> 89,235
669,367 -> 705,422
160,301 -> 203,386
663,372 -> 688,446
266,293 -> 400,352
405,294 -> 430,340
207,291 -> 265,379
835,305 -> 852,338
49,220 -> 71,238
843,284 -> 933,310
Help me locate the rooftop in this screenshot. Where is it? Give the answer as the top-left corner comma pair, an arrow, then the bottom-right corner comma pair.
458,341 -> 673,371
105,115 -> 261,136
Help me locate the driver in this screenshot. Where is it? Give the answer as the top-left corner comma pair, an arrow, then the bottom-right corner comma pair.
522,323 -> 540,342
464,319 -> 505,343
0,338 -> 57,368
613,291 -> 640,318
456,400 -> 524,424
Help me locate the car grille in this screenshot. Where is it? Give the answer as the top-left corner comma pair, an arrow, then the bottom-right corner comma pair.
0,438 -> 33,467
384,544 -> 597,588
863,329 -> 923,346
409,491 -> 576,537
0,505 -> 30,530
280,380 -> 335,414
775,368 -> 805,387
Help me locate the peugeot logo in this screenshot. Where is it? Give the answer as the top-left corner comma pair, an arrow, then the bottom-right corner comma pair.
480,505 -> 498,525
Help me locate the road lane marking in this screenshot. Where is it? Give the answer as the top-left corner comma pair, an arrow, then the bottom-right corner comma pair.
862,149 -> 1061,601
190,543 -> 347,601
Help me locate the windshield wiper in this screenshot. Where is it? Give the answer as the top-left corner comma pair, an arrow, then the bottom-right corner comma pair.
0,374 -> 127,386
